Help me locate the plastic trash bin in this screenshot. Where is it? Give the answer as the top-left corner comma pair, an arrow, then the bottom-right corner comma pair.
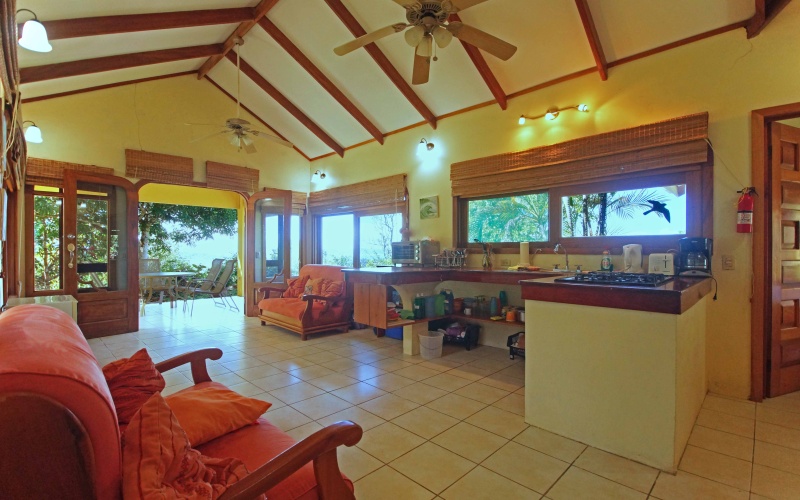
419,330 -> 444,359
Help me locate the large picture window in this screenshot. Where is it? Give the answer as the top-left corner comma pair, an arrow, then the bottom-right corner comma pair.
467,193 -> 549,243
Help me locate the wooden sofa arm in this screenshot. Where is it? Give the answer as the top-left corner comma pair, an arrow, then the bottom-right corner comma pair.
258,285 -> 287,300
218,420 -> 363,500
155,348 -> 222,384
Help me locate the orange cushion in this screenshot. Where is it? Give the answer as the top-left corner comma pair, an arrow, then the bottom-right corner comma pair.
259,298 -> 342,322
102,348 -> 165,425
319,280 -> 344,298
284,275 -> 309,299
122,392 -> 259,499
165,386 -> 271,446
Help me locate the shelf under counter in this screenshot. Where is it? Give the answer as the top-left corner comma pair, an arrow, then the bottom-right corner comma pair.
387,313 -> 525,329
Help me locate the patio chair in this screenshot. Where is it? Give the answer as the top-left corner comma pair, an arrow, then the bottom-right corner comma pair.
175,258 -> 224,309
185,259 -> 238,314
139,258 -> 173,305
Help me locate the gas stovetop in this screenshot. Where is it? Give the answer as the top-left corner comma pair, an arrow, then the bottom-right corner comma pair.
554,272 -> 674,287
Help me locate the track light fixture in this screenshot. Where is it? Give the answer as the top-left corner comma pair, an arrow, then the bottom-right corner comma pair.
313,169 -> 326,179
16,9 -> 52,53
417,138 -> 434,155
22,120 -> 43,143
518,104 -> 589,125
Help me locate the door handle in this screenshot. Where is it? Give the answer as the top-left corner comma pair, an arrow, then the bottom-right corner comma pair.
67,243 -> 76,269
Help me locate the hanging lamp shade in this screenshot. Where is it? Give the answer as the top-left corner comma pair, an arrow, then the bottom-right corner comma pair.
23,122 -> 43,143
19,18 -> 52,52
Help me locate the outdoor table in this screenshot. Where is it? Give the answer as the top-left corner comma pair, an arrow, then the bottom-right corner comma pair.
139,271 -> 194,316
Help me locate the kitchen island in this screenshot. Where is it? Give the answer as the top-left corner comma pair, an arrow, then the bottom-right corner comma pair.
521,276 -> 712,472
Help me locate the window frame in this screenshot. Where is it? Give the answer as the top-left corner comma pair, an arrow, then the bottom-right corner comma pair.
313,206 -> 406,268
25,186 -> 65,296
456,163 -> 711,255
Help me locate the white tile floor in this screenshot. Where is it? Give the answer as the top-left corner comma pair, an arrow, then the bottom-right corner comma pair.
92,298 -> 800,499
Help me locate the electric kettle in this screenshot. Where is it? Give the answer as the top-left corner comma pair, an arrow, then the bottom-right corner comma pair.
623,244 -> 643,273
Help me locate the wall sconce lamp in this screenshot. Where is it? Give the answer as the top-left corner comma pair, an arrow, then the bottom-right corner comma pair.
313,169 -> 326,179
16,9 -> 52,53
22,121 -> 43,143
417,138 -> 434,155
518,104 -> 589,125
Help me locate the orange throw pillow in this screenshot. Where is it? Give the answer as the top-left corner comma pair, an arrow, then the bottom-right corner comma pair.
317,280 -> 345,311
122,393 -> 260,500
165,387 -> 271,446
283,275 -> 309,298
103,348 -> 165,425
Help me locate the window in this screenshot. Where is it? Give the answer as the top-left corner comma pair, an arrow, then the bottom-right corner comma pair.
467,193 -> 549,243
359,212 -> 402,267
320,214 -> 354,267
33,193 -> 62,291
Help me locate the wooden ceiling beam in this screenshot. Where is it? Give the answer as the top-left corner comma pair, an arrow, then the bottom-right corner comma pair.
747,0 -> 792,38
258,18 -> 385,145
20,44 -> 223,84
324,0 -> 437,129
448,13 -> 507,110
574,0 -> 608,81
228,52 -> 345,157
26,8 -> 254,40
196,0 -> 279,80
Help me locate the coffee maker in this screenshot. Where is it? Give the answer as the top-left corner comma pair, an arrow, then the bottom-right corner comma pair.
678,237 -> 713,276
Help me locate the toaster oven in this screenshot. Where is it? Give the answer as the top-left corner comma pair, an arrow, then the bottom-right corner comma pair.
391,240 -> 440,266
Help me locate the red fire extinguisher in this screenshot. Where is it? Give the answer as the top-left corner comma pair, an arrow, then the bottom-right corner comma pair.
737,187 -> 757,233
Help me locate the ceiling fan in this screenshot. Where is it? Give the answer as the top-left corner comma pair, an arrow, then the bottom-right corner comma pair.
187,38 -> 293,154
333,0 -> 517,85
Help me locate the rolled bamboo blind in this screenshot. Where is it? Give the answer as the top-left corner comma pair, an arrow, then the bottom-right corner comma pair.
26,157 -> 114,188
125,149 -> 193,185
292,191 -> 307,216
206,161 -> 259,193
451,112 -> 710,198
308,174 -> 407,215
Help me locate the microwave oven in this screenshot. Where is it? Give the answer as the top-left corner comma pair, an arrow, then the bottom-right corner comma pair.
391,240 -> 440,266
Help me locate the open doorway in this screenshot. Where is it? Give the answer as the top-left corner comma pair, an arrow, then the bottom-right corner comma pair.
751,102 -> 800,401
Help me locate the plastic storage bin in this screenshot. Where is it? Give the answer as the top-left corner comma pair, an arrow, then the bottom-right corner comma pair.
418,331 -> 444,359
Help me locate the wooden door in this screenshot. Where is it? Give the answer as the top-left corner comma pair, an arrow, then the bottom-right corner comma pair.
63,171 -> 139,337
771,122 -> 800,396
245,189 -> 293,316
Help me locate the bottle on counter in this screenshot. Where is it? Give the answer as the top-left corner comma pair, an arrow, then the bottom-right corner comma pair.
498,290 -> 508,307
490,297 -> 499,316
601,250 -> 612,272
413,294 -> 426,320
441,289 -> 454,315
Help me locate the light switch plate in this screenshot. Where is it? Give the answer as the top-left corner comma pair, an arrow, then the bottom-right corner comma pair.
648,253 -> 675,275
722,255 -> 735,270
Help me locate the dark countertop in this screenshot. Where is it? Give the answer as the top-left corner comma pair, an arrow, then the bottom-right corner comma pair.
342,267 -> 567,286
520,275 -> 713,315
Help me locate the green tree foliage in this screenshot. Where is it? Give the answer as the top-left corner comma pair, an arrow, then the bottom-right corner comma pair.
562,189 -> 666,237
33,195 -> 62,291
468,193 -> 549,243
138,203 -> 238,257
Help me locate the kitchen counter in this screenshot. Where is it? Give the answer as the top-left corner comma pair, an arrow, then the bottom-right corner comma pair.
520,275 -> 712,314
343,266 -> 567,286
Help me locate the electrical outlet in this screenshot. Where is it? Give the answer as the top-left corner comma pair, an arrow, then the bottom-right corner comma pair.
500,258 -> 511,266
722,255 -> 735,270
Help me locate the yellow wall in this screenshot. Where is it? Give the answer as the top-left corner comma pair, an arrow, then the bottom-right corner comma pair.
17,3 -> 800,398
310,4 -> 800,399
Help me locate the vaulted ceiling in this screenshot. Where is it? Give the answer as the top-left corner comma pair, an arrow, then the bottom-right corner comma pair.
16,0 -> 781,161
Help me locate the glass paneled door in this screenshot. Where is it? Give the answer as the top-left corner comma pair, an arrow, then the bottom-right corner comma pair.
245,189 -> 294,317
63,171 -> 139,337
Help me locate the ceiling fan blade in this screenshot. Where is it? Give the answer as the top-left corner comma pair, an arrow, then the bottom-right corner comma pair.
392,0 -> 421,8
189,129 -> 227,144
185,122 -> 224,127
446,0 -> 489,12
431,25 -> 453,48
412,43 -> 431,85
250,129 -> 294,149
334,23 -> 407,56
447,21 -> 517,60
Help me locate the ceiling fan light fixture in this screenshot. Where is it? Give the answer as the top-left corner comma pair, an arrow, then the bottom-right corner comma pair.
17,9 -> 51,53
22,120 -> 43,143
405,26 -> 425,47
431,26 -> 453,48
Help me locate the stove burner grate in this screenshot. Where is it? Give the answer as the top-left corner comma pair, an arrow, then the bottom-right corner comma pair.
554,272 -> 673,287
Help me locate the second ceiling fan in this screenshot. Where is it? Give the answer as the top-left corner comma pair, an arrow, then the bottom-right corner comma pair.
334,0 -> 517,85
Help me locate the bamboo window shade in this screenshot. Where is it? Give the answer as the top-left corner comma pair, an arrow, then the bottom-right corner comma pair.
206,161 -> 259,193
451,112 -> 710,198
308,174 -> 407,215
26,157 -> 114,188
292,191 -> 307,216
125,149 -> 193,185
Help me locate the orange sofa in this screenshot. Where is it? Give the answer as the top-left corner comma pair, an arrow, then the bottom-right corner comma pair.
258,265 -> 352,341
0,305 -> 361,499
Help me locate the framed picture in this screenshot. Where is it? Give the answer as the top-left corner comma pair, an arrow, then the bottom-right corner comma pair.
420,196 -> 439,219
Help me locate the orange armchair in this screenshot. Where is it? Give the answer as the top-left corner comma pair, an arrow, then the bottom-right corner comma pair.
258,265 -> 353,341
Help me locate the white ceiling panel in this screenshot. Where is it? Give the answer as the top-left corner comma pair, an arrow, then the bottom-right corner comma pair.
20,59 -> 204,100
208,65 -> 333,159
268,0 -> 424,133
240,30 -> 372,147
17,0 -> 253,20
18,25 -> 238,67
588,0 -> 754,62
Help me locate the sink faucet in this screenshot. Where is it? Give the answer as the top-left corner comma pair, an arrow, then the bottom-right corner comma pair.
554,244 -> 569,271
